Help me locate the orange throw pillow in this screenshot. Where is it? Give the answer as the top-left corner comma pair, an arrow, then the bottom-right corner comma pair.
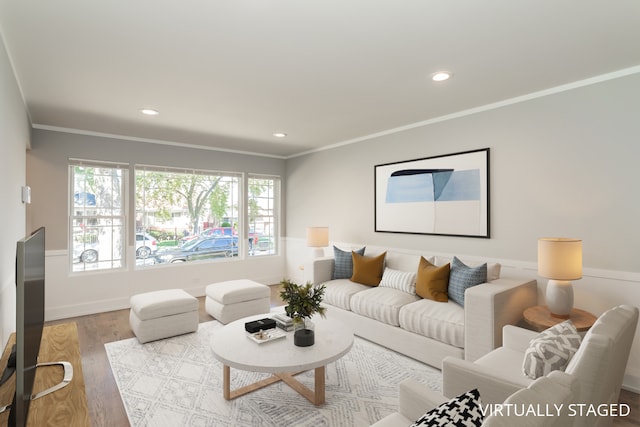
351,252 -> 386,286
416,256 -> 450,302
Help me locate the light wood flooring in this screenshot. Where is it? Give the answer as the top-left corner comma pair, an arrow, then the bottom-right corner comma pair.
46,285 -> 639,426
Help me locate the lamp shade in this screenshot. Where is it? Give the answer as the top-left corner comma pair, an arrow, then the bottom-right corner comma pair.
538,238 -> 582,280
306,227 -> 329,248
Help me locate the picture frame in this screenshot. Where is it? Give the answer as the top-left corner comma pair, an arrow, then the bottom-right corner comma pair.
374,148 -> 490,238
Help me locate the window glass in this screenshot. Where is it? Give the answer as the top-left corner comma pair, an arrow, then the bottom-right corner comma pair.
70,162 -> 127,272
248,176 -> 279,256
136,167 -> 241,265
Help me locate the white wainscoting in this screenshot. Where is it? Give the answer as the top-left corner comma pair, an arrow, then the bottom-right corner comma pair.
44,247 -> 285,321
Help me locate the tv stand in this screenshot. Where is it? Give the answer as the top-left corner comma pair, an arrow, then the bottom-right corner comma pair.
0,323 -> 88,426
32,361 -> 73,400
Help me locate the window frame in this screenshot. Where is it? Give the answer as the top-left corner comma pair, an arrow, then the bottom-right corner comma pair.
134,164 -> 245,266
247,174 -> 281,257
68,159 -> 129,274
68,159 -> 282,272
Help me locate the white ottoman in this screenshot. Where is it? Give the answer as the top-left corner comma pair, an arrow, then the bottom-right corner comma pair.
129,289 -> 199,343
205,279 -> 270,324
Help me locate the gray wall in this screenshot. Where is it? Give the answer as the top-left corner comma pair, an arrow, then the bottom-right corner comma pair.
26,130 -> 287,320
286,73 -> 640,272
284,72 -> 640,390
0,34 -> 29,347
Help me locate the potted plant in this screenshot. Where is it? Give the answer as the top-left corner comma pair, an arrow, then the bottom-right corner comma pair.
279,279 -> 327,347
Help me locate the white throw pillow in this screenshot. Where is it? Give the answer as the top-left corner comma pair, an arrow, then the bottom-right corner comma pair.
522,320 -> 582,379
379,267 -> 417,295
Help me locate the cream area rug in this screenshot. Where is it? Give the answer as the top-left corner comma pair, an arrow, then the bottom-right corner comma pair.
105,321 -> 442,427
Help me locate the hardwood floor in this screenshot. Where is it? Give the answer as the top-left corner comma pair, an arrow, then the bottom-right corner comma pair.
45,285 -> 639,426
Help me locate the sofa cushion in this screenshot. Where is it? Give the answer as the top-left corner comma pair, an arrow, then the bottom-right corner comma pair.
379,267 -> 417,295
350,287 -> 420,326
322,279 -> 370,310
351,252 -> 386,286
522,320 -> 582,379
415,257 -> 450,302
448,257 -> 487,306
385,252 -> 434,273
410,388 -> 483,427
436,256 -> 501,281
399,298 -> 465,348
332,245 -> 365,279
474,347 -> 534,389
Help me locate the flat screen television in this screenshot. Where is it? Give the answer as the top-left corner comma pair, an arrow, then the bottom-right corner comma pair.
1,227 -> 73,426
13,226 -> 46,427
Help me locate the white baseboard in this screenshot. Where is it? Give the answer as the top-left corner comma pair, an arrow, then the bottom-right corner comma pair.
44,281 -> 283,322
622,373 -> 640,394
45,296 -> 131,321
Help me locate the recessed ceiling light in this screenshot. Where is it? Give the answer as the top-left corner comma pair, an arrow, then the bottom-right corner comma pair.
431,72 -> 452,82
273,132 -> 287,138
140,108 -> 159,116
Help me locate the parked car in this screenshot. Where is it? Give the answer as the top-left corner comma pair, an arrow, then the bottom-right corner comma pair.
135,233 -> 158,258
256,236 -> 274,252
73,233 -> 158,263
179,227 -> 234,245
73,242 -> 99,263
155,236 -> 238,263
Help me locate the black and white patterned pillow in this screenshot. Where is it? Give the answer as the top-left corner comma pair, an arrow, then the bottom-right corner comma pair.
448,257 -> 487,306
411,389 -> 484,427
332,245 -> 365,279
522,320 -> 582,379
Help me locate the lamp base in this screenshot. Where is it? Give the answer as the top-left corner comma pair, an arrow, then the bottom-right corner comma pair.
310,247 -> 325,258
546,279 -> 574,318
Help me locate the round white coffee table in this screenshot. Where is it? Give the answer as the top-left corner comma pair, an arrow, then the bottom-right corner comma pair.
211,314 -> 353,405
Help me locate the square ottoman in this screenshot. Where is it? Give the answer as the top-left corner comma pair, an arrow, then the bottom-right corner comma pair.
205,279 -> 270,324
129,289 -> 199,343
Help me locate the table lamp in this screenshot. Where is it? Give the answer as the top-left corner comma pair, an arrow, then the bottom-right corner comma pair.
306,227 -> 329,258
537,238 -> 582,318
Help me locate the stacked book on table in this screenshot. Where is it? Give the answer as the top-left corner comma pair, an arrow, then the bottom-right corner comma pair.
272,313 -> 294,331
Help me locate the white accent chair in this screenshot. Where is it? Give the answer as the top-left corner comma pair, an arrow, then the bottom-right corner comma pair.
371,371 -> 578,427
441,305 -> 639,427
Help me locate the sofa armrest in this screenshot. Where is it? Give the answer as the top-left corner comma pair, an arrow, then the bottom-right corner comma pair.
442,356 -> 526,405
398,379 -> 448,422
464,278 -> 538,361
305,257 -> 334,284
502,325 -> 538,352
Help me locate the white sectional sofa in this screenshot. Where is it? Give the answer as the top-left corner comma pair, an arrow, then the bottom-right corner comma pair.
308,248 -> 538,368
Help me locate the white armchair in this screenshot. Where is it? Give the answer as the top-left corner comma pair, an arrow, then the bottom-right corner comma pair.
442,305 -> 639,427
371,371 -> 578,427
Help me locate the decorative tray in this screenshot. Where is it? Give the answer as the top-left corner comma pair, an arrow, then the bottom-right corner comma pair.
246,328 -> 287,344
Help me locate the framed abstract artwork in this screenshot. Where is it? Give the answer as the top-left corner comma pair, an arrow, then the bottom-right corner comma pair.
374,148 -> 490,238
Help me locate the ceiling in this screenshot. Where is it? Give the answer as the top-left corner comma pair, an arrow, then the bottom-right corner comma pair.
1,1 -> 639,158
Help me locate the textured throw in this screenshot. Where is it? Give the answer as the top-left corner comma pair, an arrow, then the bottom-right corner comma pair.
105,321 -> 442,427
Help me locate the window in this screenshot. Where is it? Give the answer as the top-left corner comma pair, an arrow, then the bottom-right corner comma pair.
69,160 -> 280,272
248,175 -> 280,256
135,166 -> 241,265
70,161 -> 127,272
